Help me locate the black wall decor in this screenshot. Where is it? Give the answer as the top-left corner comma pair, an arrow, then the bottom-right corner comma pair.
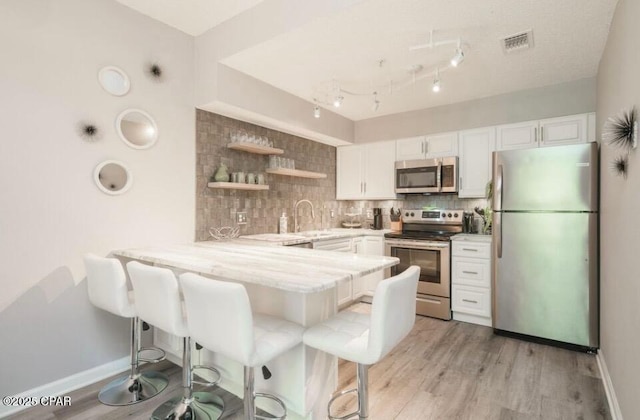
146,63 -> 163,81
612,155 -> 628,178
78,122 -> 101,141
604,106 -> 637,179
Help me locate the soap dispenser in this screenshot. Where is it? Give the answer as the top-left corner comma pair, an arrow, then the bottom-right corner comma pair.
279,212 -> 288,234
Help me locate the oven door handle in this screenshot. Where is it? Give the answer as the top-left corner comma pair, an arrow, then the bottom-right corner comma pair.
385,239 -> 449,250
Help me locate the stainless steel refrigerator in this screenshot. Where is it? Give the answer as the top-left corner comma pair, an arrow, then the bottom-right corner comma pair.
492,143 -> 599,350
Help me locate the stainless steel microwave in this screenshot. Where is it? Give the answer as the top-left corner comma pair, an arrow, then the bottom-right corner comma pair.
395,157 -> 458,194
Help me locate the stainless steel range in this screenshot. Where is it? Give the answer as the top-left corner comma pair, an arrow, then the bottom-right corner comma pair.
384,209 -> 463,320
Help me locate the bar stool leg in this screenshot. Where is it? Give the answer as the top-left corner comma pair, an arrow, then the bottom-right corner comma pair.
244,366 -> 256,420
152,337 -> 225,420
98,317 -> 169,406
357,364 -> 369,420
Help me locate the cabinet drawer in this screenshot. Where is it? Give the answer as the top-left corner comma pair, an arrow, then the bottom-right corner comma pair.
452,258 -> 490,288
313,238 -> 352,252
452,241 -> 491,258
452,285 -> 491,317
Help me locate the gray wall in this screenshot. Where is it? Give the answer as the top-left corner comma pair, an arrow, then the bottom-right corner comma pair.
596,0 -> 640,417
355,77 -> 597,142
0,0 -> 195,396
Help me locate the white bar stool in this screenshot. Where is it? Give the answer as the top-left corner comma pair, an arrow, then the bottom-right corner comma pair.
303,266 -> 420,420
180,272 -> 304,420
127,262 -> 225,420
83,254 -> 169,406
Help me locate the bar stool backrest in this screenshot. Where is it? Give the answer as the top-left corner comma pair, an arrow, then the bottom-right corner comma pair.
127,261 -> 188,338
84,254 -> 134,318
180,273 -> 255,366
368,265 -> 420,361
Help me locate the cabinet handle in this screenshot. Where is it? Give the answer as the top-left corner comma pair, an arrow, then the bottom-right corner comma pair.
421,142 -> 424,154
425,140 -> 429,154
364,182 -> 367,194
360,182 -> 363,193
462,270 -> 478,275
534,127 -> 538,143
540,127 -> 544,143
462,299 -> 478,304
462,248 -> 478,252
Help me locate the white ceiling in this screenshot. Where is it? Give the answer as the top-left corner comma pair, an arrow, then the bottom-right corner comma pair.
117,0 -> 618,121
116,0 -> 264,36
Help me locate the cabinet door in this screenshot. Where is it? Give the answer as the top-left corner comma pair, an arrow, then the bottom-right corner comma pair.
362,236 -> 384,294
426,132 -> 459,157
539,114 -> 588,147
458,127 -> 495,198
352,238 -> 365,298
336,145 -> 363,200
363,141 -> 396,199
395,136 -> 425,161
496,121 -> 539,151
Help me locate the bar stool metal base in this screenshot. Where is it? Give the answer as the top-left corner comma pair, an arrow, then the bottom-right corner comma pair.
328,363 -> 369,420
151,392 -> 224,420
98,371 -> 169,406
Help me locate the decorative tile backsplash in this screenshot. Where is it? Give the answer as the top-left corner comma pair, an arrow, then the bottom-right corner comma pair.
195,110 -> 490,241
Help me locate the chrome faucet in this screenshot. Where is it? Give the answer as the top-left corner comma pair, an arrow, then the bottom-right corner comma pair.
294,199 -> 315,232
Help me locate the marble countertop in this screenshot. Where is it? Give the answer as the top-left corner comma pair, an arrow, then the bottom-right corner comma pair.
451,233 -> 493,243
238,228 -> 391,246
113,241 -> 398,294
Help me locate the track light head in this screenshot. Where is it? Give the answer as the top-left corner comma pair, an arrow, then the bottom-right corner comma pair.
333,95 -> 344,108
451,48 -> 465,67
313,105 -> 321,118
432,78 -> 441,93
372,93 -> 380,112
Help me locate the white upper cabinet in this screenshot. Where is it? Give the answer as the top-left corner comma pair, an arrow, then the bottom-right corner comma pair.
336,145 -> 363,199
496,120 -> 539,151
336,140 -> 396,200
539,114 -> 588,147
458,127 -> 496,198
395,132 -> 458,160
497,113 -> 589,151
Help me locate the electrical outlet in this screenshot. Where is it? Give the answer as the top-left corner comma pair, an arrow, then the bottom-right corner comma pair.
236,212 -> 247,225
330,210 -> 335,218
366,209 -> 373,219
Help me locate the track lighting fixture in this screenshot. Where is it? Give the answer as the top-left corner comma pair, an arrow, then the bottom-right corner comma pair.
432,69 -> 441,93
333,95 -> 344,108
313,105 -> 321,118
451,47 -> 465,67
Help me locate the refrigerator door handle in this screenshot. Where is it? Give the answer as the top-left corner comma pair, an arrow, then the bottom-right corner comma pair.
494,164 -> 503,211
495,212 -> 502,258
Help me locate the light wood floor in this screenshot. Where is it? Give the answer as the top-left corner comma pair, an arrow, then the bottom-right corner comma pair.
13,303 -> 610,420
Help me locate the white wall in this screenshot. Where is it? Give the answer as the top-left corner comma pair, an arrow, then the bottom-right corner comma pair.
355,77 -> 596,142
0,0 -> 194,395
596,0 -> 640,417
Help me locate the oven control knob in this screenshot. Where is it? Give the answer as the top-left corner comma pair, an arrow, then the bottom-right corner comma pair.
441,213 -> 446,218
405,212 -> 409,217
454,212 -> 459,218
447,213 -> 452,217
410,212 -> 415,217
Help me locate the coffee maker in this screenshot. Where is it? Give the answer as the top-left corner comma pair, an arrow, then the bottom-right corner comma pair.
372,208 -> 383,230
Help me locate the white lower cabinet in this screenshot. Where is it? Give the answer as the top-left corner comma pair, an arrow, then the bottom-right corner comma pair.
358,236 -> 385,299
313,237 -> 353,306
451,237 -> 492,326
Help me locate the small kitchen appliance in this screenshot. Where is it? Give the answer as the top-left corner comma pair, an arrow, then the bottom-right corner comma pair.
372,208 -> 383,230
384,209 -> 464,320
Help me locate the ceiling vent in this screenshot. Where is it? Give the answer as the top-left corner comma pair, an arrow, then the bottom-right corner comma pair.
502,30 -> 534,54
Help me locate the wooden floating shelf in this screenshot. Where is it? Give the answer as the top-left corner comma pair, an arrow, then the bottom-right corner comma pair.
227,142 -> 284,155
265,168 -> 327,179
208,182 -> 270,191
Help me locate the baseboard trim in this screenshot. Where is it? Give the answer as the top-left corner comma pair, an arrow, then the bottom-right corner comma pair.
596,350 -> 624,420
0,356 -> 130,419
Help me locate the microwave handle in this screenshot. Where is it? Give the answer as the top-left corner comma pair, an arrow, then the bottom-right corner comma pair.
436,160 -> 442,191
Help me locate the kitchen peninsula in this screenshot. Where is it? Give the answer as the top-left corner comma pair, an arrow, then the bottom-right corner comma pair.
114,241 -> 398,420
